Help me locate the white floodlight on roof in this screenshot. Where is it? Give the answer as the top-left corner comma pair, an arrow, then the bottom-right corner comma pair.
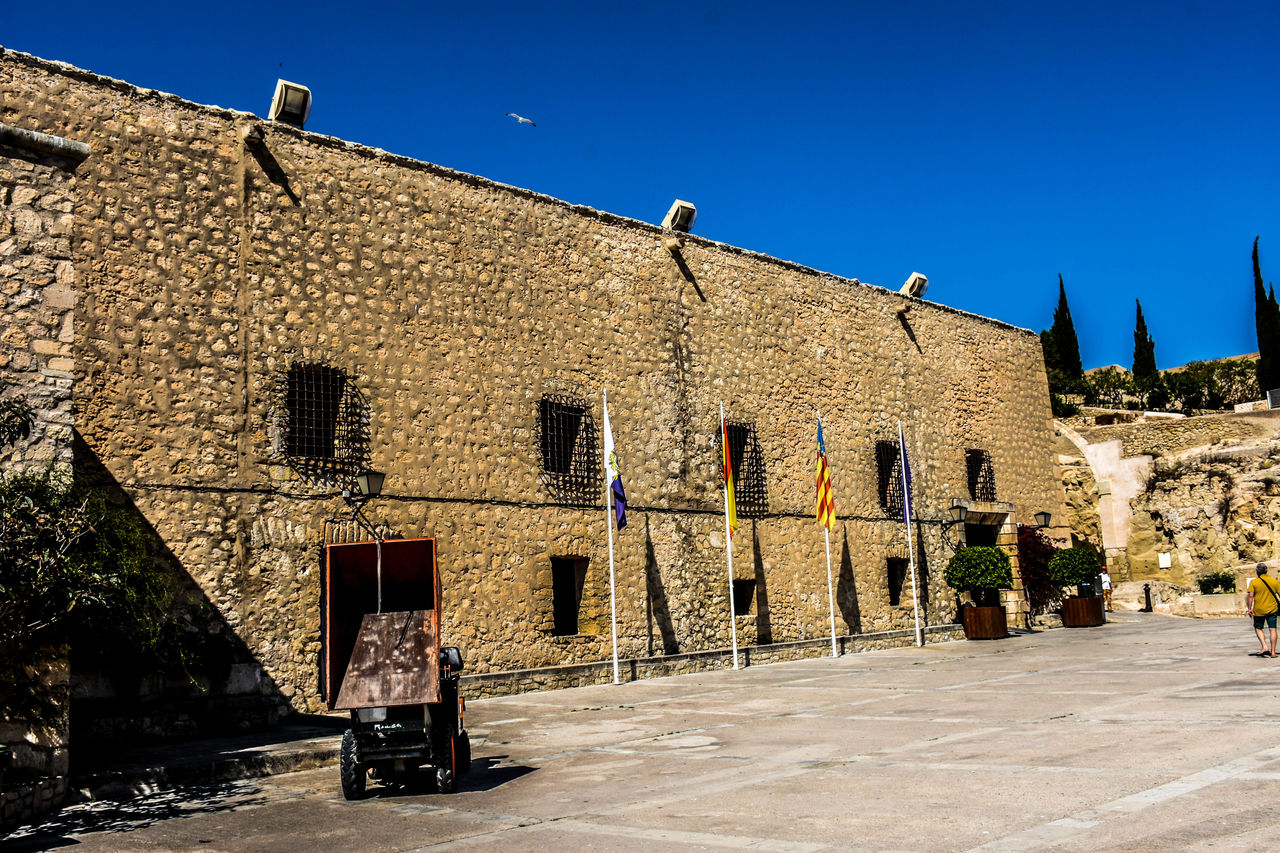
662,199 -> 697,233
899,272 -> 928,299
269,79 -> 312,128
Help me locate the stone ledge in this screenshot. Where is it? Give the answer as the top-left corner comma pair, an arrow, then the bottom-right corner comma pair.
0,123 -> 90,165
461,625 -> 964,699
1,774 -> 68,835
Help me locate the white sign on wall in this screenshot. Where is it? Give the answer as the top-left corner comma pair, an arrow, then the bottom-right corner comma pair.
1158,552 -> 1172,569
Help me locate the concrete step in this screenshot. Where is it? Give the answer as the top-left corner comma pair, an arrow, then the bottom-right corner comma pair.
71,721 -> 344,801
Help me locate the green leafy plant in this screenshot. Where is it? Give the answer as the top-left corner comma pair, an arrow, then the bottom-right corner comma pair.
0,471 -> 180,729
0,396 -> 34,447
944,547 -> 1013,608
2,382 -> 201,730
1048,546 -> 1101,592
1196,570 -> 1237,595
1144,459 -> 1190,494
1050,394 -> 1080,418
1085,367 -> 1134,409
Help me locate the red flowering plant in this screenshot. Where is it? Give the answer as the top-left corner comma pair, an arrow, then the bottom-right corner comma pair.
1017,524 -> 1063,616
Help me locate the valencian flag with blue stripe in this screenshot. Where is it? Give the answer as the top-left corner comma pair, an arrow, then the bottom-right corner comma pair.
815,418 -> 835,529
602,397 -> 627,529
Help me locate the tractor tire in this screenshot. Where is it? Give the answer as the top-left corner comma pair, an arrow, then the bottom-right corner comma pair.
435,763 -> 456,794
340,729 -> 367,800
455,731 -> 472,775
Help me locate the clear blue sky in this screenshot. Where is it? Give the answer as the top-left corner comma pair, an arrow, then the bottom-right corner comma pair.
8,0 -> 1278,370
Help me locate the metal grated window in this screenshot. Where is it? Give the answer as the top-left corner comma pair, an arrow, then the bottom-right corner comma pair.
536,394 -> 601,504
723,420 -> 768,519
277,363 -> 370,486
966,448 -> 997,501
875,439 -> 905,517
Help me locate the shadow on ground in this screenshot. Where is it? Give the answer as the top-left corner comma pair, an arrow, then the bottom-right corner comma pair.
357,755 -> 535,800
5,782 -> 269,850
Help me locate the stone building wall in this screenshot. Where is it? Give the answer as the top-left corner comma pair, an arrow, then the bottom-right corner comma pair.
1,49 -> 1066,718
1085,414 -> 1271,460
0,124 -> 86,474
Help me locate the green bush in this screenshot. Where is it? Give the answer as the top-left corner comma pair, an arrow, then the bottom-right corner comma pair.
944,547 -> 1014,592
0,471 -> 197,730
1,383 -> 197,731
1047,546 -> 1100,587
1196,570 -> 1237,595
1050,394 -> 1080,418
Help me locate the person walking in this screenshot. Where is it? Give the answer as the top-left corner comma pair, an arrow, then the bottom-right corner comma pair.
1099,567 -> 1113,612
1246,563 -> 1280,657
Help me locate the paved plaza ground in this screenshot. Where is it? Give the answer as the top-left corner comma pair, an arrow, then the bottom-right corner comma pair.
11,612 -> 1280,852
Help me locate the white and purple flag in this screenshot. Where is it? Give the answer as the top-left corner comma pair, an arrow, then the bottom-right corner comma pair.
897,421 -> 913,523
602,397 -> 628,530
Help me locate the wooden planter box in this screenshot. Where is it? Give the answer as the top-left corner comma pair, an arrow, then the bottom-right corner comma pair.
961,605 -> 1008,640
1062,596 -> 1105,628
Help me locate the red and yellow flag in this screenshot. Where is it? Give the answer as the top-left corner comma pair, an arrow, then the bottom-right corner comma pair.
816,418 -> 835,529
722,414 -> 737,537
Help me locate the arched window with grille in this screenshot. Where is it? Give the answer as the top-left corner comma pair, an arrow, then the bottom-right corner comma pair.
966,448 -> 997,501
875,439 -> 905,517
536,393 -> 601,505
276,362 -> 370,486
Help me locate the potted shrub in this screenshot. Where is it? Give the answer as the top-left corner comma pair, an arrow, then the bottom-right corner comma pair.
1049,546 -> 1105,627
945,546 -> 1013,639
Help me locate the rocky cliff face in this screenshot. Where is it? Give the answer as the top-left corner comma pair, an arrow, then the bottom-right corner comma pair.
1059,455 -> 1103,551
1059,411 -> 1280,586
1128,444 -> 1280,584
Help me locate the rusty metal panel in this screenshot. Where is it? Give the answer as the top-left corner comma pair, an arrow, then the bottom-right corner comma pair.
334,610 -> 441,709
322,538 -> 437,708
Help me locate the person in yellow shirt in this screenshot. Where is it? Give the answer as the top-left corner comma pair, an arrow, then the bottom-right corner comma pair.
1247,564 -> 1280,657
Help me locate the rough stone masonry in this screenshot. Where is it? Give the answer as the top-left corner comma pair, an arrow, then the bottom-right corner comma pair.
0,48 -> 1067,722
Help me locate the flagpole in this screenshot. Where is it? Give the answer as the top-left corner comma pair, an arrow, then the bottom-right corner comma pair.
899,420 -> 923,647
824,527 -> 837,657
603,389 -> 621,685
818,411 -> 837,658
721,402 -> 740,671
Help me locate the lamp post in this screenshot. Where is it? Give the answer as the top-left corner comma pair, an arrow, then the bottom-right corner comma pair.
345,469 -> 387,614
938,501 -> 968,553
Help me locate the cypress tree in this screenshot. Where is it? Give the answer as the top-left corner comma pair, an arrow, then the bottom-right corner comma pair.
1049,275 -> 1084,382
1254,237 -> 1279,392
1132,299 -> 1158,383
1039,329 -> 1059,377
1269,282 -> 1280,377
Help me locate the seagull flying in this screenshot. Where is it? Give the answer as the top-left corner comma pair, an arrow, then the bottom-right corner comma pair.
506,112 -> 536,127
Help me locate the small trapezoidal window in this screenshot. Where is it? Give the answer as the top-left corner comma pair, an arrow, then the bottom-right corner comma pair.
966,448 -> 997,501
723,420 -> 768,519
551,556 -> 589,636
731,578 -> 756,616
277,363 -> 370,486
537,393 -> 601,504
886,557 -> 909,607
875,439 -> 905,517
